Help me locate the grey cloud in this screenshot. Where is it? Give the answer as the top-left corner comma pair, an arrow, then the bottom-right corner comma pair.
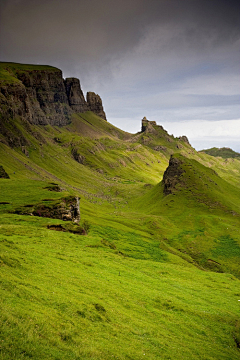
0,0 -> 239,150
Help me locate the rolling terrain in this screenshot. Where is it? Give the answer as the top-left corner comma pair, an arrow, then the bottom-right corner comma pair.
0,62 -> 240,359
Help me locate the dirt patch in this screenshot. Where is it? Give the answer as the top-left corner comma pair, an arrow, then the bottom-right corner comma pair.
47,224 -> 66,231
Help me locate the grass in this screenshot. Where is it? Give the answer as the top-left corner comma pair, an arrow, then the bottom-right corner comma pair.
0,98 -> 240,358
200,147 -> 240,159
0,214 -> 240,359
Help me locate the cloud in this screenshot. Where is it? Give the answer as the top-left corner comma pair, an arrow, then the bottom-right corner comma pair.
0,0 -> 239,150
161,119 -> 240,152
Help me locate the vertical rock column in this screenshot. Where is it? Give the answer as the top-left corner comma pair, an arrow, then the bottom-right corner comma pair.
87,92 -> 107,120
64,78 -> 89,112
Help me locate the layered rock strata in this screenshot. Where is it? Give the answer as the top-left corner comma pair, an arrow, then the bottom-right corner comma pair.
0,63 -> 107,137
64,77 -> 88,113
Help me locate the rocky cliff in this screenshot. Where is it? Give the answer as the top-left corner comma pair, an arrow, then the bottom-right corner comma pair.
86,92 -> 107,120
64,77 -> 89,113
0,63 -> 107,145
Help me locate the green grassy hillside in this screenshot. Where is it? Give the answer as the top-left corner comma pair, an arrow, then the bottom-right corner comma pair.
0,109 -> 240,359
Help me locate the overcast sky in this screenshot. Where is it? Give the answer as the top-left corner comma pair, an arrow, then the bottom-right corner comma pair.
1,0 -> 239,151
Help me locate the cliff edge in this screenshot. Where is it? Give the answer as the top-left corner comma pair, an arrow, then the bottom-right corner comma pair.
0,63 -> 107,141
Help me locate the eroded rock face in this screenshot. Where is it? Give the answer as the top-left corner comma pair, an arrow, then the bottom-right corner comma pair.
16,69 -> 72,126
64,78 -> 88,112
87,92 -> 107,120
0,64 -> 107,140
141,117 -> 157,133
162,155 -> 185,194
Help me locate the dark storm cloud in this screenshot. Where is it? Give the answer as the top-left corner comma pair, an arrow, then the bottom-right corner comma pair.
1,0 -> 239,68
0,0 -> 240,149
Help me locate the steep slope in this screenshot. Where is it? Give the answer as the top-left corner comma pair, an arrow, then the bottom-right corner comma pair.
133,153 -> 240,276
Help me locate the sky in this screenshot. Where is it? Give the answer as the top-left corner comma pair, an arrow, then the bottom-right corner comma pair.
0,0 -> 240,151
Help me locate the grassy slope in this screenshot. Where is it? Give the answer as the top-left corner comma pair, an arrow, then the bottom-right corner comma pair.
133,153 -> 240,277
0,107 -> 240,358
200,147 -> 240,159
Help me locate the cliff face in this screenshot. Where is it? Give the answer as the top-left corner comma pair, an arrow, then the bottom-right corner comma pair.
0,68 -> 72,127
64,77 -> 88,113
0,63 -> 107,142
86,92 -> 107,120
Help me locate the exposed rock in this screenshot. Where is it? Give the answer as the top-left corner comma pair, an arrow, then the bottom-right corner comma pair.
32,196 -> 81,224
153,145 -> 167,152
162,155 -> 185,195
179,135 -> 190,145
87,92 -> 107,120
0,63 -> 107,141
15,69 -> 72,126
43,183 -> 63,192
141,117 -> 157,133
0,165 -> 10,179
176,144 -> 183,149
72,148 -> 86,164
64,78 -> 88,112
21,146 -> 29,157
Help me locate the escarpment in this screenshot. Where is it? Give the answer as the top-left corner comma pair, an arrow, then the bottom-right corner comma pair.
1,68 -> 72,126
0,63 -> 107,143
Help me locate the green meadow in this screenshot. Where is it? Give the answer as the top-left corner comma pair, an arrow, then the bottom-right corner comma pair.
0,106 -> 240,358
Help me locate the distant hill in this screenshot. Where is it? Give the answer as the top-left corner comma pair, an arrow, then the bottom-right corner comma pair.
200,147 -> 240,159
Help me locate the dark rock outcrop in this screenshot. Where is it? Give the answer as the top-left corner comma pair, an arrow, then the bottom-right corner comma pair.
15,69 -> 72,126
0,63 -> 107,140
87,92 -> 107,120
35,196 -> 80,223
71,148 -> 86,164
0,165 -> 10,179
0,69 -> 72,127
162,155 -> 185,194
141,117 -> 157,133
64,78 -> 88,112
14,195 -> 81,224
